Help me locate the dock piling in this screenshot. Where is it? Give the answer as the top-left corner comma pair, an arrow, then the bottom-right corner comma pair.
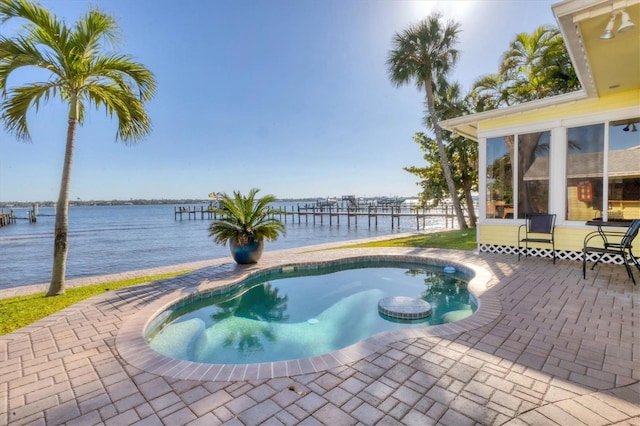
0,210 -> 16,227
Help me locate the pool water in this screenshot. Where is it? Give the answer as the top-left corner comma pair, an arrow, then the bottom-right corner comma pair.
148,262 -> 475,364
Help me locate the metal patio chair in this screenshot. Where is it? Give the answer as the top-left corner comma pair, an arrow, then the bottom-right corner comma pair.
518,214 -> 556,263
583,219 -> 640,285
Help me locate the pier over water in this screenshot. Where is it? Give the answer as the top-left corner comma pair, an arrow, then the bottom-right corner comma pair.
174,200 -> 461,231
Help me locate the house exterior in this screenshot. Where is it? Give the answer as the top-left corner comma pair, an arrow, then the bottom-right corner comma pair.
440,0 -> 640,262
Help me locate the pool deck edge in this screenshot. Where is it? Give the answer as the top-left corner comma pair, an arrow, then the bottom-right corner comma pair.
116,249 -> 499,382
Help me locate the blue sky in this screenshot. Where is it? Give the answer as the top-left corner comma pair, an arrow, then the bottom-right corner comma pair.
0,0 -> 557,202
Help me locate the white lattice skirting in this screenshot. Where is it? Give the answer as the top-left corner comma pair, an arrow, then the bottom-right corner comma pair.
480,244 -> 637,265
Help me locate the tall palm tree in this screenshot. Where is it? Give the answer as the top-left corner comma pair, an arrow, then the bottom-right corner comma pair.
0,0 -> 156,296
420,82 -> 478,227
387,13 -> 467,229
436,83 -> 478,227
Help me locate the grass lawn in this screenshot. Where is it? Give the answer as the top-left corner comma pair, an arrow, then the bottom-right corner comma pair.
338,228 -> 477,251
0,228 -> 476,336
0,271 -> 188,336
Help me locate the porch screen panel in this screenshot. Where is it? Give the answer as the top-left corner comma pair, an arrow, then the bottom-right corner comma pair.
486,136 -> 513,219
566,124 -> 604,221
608,118 -> 640,220
518,131 -> 550,217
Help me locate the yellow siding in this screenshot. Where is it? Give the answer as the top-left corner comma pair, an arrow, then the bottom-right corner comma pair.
480,90 -> 640,131
479,224 -> 521,247
479,224 -> 620,252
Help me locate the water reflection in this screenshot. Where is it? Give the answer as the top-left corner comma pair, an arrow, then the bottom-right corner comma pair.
210,283 -> 288,353
404,268 -> 470,316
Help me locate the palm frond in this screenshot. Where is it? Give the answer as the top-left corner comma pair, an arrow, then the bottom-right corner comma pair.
386,13 -> 460,92
0,0 -> 156,144
0,36 -> 60,92
208,189 -> 285,246
61,74 -> 151,142
1,81 -> 59,140
73,8 -> 121,55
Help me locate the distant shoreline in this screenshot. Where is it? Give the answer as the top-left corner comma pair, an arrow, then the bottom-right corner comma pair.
1,196 -> 419,209
1,198 -> 312,208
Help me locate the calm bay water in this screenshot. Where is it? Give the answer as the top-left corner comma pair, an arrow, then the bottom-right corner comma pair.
0,203 -> 446,290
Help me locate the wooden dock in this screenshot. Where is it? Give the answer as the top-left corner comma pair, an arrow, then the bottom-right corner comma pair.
289,204 -> 457,230
174,206 -> 222,221
0,211 -> 16,227
174,204 -> 458,230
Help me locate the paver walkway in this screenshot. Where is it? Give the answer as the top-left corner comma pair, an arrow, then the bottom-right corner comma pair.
0,244 -> 638,425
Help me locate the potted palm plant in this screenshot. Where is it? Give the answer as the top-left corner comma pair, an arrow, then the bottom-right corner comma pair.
209,189 -> 285,264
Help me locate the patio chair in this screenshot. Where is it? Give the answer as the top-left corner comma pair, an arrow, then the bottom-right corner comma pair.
518,214 -> 556,263
582,219 -> 640,285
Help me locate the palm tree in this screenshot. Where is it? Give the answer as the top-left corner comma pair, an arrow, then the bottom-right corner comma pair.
422,81 -> 478,227
387,13 -> 467,229
436,83 -> 478,227
208,189 -> 286,247
0,0 -> 156,296
536,29 -> 580,96
472,25 -> 580,109
470,73 -> 511,111
501,25 -> 561,101
209,188 -> 285,264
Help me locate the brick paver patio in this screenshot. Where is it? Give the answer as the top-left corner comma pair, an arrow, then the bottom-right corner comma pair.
0,243 -> 638,425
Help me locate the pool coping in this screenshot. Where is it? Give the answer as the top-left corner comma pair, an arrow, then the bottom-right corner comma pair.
115,252 -> 500,382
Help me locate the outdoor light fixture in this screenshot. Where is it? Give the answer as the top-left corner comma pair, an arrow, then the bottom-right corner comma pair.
618,9 -> 635,32
622,123 -> 638,132
600,14 -> 616,39
632,124 -> 638,132
601,9 -> 636,39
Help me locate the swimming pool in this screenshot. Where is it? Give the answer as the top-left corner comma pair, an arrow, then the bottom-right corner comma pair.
147,260 -> 476,364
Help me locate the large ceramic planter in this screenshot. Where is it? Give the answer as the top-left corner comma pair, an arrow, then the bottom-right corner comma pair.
229,238 -> 264,264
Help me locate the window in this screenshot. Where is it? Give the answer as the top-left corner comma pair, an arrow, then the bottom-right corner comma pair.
485,131 -> 550,219
566,124 -> 604,221
486,136 -> 512,219
566,118 -> 640,221
608,119 -> 640,220
518,131 -> 550,217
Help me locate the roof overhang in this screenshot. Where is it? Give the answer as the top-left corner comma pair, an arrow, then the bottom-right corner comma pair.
554,0 -> 640,98
440,0 -> 640,142
440,91 -> 588,142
